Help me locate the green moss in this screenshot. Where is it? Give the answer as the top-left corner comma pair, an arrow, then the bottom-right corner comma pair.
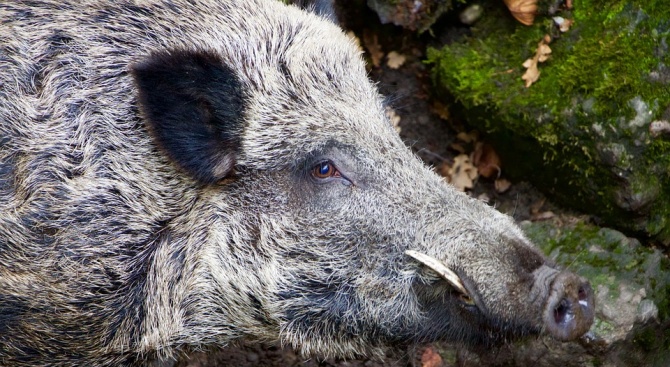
593,319 -> 615,335
427,0 -> 670,240
522,221 -> 670,321
633,327 -> 657,352
656,282 -> 670,321
631,324 -> 670,363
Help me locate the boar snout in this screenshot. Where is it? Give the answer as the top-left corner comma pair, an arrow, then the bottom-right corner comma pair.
544,271 -> 595,341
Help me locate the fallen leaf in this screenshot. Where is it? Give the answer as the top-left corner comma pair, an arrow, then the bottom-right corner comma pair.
456,131 -> 478,143
494,178 -> 512,193
472,142 -> 501,178
553,16 -> 574,32
437,162 -> 452,178
449,142 -> 467,154
532,210 -> 555,221
537,43 -> 552,62
521,58 -> 540,87
521,35 -> 552,87
345,31 -> 364,53
504,0 -> 538,25
362,30 -> 383,67
562,18 -> 574,32
530,198 -> 546,214
431,101 -> 450,121
522,58 -> 534,69
386,51 -> 407,69
447,154 -> 478,191
420,346 -> 444,367
492,68 -> 516,76
385,106 -> 401,133
478,192 -> 491,203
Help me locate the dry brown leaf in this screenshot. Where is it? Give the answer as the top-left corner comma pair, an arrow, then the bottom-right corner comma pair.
532,210 -> 555,221
531,198 -> 554,220
553,16 -> 574,32
345,31 -> 364,53
432,101 -> 450,121
504,0 -> 538,25
472,142 -> 501,178
530,198 -> 546,214
447,154 -> 478,191
537,43 -> 552,62
522,35 -> 552,87
386,51 -> 407,69
449,143 -> 467,154
437,162 -> 452,178
456,131 -> 478,143
562,18 -> 574,32
495,178 -> 512,193
521,58 -> 540,87
362,30 -> 383,67
385,106 -> 401,133
420,346 -> 444,367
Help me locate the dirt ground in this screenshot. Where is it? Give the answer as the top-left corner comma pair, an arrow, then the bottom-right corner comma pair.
175,343 -> 413,367
176,4 -> 560,366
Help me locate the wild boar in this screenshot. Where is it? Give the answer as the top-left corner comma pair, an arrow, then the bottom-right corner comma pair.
0,0 -> 594,366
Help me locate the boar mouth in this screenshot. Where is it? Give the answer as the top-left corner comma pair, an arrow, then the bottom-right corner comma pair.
405,250 -> 470,297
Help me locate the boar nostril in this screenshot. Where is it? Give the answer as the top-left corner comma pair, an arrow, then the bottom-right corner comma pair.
578,286 -> 588,304
553,298 -> 573,325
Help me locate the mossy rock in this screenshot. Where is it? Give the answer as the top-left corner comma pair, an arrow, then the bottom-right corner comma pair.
442,219 -> 669,366
523,220 -> 670,366
367,0 -> 452,32
522,221 -> 670,324
426,0 -> 670,243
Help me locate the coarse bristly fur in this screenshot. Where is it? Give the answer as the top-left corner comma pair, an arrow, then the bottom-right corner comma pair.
0,0 -> 594,366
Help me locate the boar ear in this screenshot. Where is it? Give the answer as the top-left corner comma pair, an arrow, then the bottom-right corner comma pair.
131,50 -> 246,184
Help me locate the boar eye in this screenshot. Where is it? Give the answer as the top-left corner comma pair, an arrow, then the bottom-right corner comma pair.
311,161 -> 341,179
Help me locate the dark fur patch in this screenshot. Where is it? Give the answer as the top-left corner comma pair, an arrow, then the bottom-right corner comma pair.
132,50 -> 247,184
279,276 -> 366,339
248,293 -> 273,326
0,294 -> 28,332
511,240 -> 546,273
409,283 -> 537,346
0,150 -> 15,194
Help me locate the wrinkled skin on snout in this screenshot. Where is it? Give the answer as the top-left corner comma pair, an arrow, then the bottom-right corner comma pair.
0,0 -> 594,365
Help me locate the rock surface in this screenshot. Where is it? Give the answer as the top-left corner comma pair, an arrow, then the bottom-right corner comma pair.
367,0 -> 452,32
435,218 -> 670,367
427,0 -> 670,244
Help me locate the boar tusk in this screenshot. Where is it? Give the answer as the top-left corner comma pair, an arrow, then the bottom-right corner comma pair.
405,250 -> 469,296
